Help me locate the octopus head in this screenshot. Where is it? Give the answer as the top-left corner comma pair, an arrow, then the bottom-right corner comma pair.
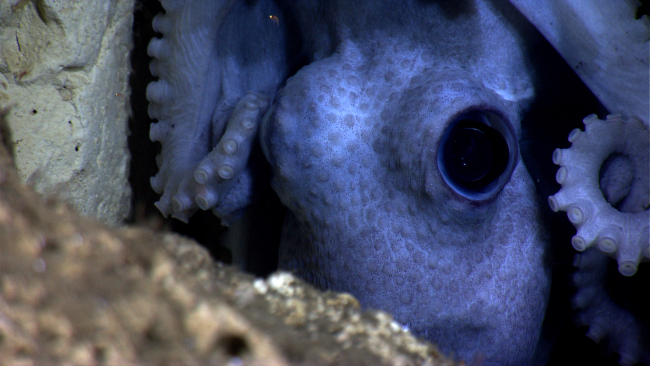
261,38 -> 551,365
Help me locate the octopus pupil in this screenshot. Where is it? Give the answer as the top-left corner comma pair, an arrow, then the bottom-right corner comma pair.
443,119 -> 509,190
446,125 -> 493,182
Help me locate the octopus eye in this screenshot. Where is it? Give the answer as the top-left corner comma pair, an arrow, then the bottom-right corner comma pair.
438,111 -> 517,200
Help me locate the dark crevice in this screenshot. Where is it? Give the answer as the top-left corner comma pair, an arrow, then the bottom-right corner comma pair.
637,0 -> 649,19
217,334 -> 249,357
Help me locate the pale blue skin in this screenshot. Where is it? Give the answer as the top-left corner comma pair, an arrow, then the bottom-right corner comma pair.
147,1 -> 553,364
264,4 -> 550,365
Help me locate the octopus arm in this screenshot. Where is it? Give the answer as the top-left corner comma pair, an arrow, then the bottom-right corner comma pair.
147,0 -> 290,222
508,0 -> 649,123
506,2 -> 650,362
549,115 -> 649,276
573,249 -> 650,366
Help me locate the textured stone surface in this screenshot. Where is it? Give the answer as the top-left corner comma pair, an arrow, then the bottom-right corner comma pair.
0,0 -> 133,225
0,108 -> 458,366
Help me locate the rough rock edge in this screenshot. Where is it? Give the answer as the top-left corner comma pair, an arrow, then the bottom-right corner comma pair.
0,109 -> 457,366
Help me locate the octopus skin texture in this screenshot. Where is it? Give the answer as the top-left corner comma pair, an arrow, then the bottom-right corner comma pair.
144,0 -> 649,365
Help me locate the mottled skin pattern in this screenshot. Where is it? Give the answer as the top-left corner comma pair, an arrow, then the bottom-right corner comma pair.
145,0 -> 647,365
264,30 -> 549,366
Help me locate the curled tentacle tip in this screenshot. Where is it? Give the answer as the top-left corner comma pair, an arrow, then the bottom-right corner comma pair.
552,114 -> 649,266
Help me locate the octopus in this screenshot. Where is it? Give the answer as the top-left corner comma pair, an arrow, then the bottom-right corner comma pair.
144,0 -> 649,365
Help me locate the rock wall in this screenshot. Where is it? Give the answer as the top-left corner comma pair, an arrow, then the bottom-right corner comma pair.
0,0 -> 134,225
0,107 -> 457,366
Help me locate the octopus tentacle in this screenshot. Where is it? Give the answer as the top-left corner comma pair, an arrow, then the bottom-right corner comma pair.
549,114 -> 650,276
572,248 -> 650,365
193,93 -> 269,222
147,0 -> 289,222
507,0 -> 649,121
147,0 -> 237,220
